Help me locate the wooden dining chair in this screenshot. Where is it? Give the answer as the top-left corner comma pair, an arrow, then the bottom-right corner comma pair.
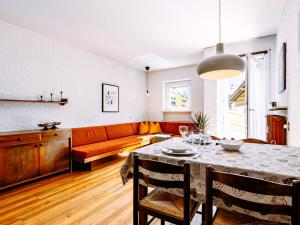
241,138 -> 268,144
133,154 -> 201,225
205,166 -> 300,225
210,135 -> 222,141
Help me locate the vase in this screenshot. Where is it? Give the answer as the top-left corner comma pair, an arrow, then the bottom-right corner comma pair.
199,128 -> 206,134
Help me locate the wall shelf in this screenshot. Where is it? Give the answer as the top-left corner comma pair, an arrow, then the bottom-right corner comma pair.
0,99 -> 68,106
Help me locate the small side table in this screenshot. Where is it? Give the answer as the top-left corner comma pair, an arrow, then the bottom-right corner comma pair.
150,134 -> 172,144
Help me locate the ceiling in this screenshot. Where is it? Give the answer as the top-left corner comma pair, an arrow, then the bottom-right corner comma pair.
0,0 -> 285,71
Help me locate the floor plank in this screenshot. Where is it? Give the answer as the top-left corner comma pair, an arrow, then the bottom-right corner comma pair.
0,154 -> 203,225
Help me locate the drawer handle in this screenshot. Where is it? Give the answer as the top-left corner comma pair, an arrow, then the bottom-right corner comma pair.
16,137 -> 23,141
54,133 -> 58,136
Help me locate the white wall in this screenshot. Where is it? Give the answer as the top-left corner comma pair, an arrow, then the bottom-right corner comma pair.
147,65 -> 204,121
276,0 -> 300,146
0,21 -> 147,132
147,36 -> 276,135
203,36 -> 276,135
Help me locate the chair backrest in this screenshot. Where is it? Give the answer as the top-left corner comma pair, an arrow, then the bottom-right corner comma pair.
241,138 -> 268,144
210,135 -> 221,141
205,166 -> 300,225
133,154 -> 191,223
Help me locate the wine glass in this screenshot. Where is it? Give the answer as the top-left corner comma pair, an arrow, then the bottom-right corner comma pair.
202,134 -> 211,148
179,125 -> 188,143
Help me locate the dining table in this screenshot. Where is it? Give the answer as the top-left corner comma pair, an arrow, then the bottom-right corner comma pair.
120,137 -> 300,224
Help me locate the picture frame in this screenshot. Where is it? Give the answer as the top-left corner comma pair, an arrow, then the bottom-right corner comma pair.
102,83 -> 119,112
278,42 -> 287,93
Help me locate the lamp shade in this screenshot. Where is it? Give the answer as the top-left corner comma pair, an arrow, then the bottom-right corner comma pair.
197,53 -> 245,80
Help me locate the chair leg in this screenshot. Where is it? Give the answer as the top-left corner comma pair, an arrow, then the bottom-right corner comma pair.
202,203 -> 206,225
160,219 -> 165,225
139,210 -> 147,225
133,209 -> 138,225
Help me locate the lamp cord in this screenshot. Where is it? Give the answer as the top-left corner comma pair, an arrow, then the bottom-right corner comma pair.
219,0 -> 221,43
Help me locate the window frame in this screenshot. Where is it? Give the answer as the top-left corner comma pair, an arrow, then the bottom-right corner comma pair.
163,79 -> 192,112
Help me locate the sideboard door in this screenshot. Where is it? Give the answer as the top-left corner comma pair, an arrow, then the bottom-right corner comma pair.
267,115 -> 286,145
0,144 -> 40,187
39,139 -> 70,175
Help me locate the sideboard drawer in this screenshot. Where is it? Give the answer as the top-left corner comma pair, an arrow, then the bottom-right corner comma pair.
0,133 -> 41,147
41,130 -> 71,141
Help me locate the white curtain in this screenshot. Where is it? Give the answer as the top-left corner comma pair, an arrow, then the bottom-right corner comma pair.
248,53 -> 269,140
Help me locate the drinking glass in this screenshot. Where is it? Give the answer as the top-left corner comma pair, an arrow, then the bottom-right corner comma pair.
191,130 -> 200,145
179,125 -> 188,143
202,134 -> 211,148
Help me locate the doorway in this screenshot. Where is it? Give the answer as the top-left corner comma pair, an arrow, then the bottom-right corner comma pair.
218,51 -> 270,140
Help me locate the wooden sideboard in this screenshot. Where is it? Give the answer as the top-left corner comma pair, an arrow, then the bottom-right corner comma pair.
0,129 -> 71,191
267,115 -> 287,145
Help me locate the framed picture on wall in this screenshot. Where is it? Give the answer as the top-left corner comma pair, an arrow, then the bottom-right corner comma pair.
102,83 -> 119,112
278,42 -> 287,93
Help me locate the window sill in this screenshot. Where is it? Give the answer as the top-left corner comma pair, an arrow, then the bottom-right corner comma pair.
162,110 -> 192,113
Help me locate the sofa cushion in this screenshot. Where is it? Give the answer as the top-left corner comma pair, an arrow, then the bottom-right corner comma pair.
72,126 -> 107,147
72,135 -> 147,159
105,123 -> 135,140
131,122 -> 140,135
149,122 -> 162,134
139,122 -> 149,135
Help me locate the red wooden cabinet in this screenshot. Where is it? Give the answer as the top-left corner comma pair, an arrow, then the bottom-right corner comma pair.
267,115 -> 287,145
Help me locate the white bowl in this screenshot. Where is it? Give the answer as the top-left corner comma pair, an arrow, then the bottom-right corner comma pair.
220,140 -> 243,151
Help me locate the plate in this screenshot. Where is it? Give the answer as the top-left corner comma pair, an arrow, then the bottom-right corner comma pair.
166,144 -> 192,153
161,147 -> 197,156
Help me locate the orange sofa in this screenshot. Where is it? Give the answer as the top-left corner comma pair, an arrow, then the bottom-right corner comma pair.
72,121 -> 196,170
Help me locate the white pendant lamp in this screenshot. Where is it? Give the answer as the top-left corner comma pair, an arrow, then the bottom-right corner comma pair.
197,0 -> 245,79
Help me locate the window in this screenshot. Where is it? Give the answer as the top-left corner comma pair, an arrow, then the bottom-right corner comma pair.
164,80 -> 191,111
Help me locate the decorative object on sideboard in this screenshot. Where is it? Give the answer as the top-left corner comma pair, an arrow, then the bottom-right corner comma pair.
191,111 -> 209,134
0,91 -> 68,105
102,83 -> 119,112
270,101 -> 277,108
278,42 -> 287,93
38,121 -> 61,130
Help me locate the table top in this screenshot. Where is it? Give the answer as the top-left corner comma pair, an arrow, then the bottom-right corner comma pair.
135,137 -> 300,180
120,137 -> 300,223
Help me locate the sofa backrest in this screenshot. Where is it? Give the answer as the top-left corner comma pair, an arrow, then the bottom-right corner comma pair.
72,126 -> 107,147
105,123 -> 135,140
72,121 -> 197,147
131,122 -> 140,135
159,121 -> 196,135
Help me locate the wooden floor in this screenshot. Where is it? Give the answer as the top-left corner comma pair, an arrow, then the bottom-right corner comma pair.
0,153 -> 203,225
